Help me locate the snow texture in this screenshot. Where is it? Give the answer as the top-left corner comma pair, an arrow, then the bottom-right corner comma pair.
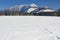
0,16 -> 60,40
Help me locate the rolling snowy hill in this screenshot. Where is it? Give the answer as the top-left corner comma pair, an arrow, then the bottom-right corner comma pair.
0,16 -> 60,40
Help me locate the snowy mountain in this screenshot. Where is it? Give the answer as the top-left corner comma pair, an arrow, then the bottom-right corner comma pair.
1,4 -> 55,15
27,4 -> 38,13
3,4 -> 38,13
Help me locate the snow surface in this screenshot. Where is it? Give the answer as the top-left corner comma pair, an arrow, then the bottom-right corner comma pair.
0,16 -> 60,40
37,9 -> 55,13
27,8 -> 37,13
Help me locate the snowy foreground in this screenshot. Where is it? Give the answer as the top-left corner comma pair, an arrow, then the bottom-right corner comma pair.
0,16 -> 60,40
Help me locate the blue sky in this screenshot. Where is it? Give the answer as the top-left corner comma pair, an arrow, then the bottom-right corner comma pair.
0,0 -> 60,10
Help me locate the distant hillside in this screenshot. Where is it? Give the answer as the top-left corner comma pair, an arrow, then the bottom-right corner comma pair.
0,4 -> 60,16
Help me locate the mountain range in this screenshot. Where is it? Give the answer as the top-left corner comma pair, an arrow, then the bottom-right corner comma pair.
2,4 -> 55,13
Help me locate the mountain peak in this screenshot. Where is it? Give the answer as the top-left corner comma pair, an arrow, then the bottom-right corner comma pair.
30,4 -> 38,7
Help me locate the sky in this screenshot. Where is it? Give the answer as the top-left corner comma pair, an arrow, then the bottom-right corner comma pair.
0,0 -> 60,10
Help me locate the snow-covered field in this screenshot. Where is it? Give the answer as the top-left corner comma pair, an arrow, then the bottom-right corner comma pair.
0,16 -> 60,40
